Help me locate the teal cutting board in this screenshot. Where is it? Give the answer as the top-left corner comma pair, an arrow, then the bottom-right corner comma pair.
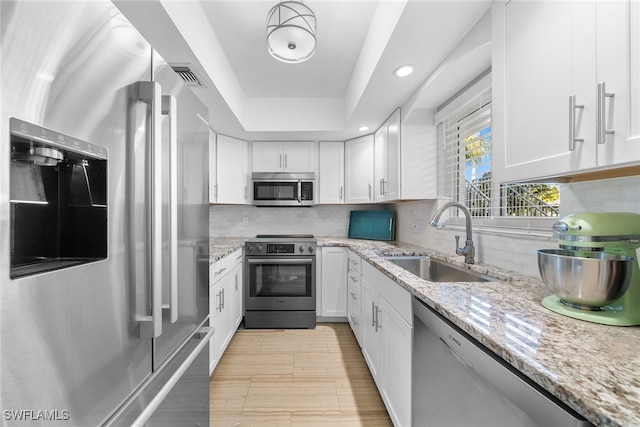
348,210 -> 396,241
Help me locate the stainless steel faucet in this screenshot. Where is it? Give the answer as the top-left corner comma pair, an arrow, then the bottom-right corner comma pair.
429,201 -> 475,264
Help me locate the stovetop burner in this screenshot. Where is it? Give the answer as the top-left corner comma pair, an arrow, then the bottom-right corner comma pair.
255,234 -> 315,239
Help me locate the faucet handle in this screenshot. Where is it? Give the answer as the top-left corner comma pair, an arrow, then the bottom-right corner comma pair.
455,235 -> 460,250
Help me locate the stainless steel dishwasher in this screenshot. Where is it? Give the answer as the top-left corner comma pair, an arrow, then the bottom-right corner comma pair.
412,297 -> 593,427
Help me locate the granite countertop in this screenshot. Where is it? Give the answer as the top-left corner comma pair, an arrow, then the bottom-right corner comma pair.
210,236 -> 640,427
208,237 -> 246,263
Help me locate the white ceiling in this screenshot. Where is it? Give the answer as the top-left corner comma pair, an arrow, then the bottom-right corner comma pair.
115,0 -> 492,141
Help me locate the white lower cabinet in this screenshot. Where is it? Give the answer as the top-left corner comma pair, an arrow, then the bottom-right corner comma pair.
346,254 -> 363,346
361,260 -> 412,427
319,247 -> 348,317
209,249 -> 243,375
361,276 -> 382,381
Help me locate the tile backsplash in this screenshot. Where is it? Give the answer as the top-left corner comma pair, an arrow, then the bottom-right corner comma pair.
209,204 -> 383,237
210,175 -> 639,277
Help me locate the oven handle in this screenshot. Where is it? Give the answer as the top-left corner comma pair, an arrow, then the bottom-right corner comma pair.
247,258 -> 314,265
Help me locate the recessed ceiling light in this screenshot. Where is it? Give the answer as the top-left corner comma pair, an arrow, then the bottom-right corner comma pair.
393,64 -> 414,78
358,126 -> 369,132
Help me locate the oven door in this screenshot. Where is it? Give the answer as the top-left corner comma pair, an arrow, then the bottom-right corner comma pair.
245,256 -> 316,310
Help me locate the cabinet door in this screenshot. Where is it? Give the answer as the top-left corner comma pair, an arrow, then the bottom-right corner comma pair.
380,298 -> 412,427
320,247 -> 347,317
596,0 -> 638,166
283,141 -> 316,172
217,135 -> 248,204
385,110 -> 401,201
252,141 -> 284,172
631,0 -> 640,148
345,134 -> 374,204
217,274 -> 235,359
361,277 -> 382,385
209,278 -> 229,375
209,129 -> 217,203
231,261 -> 243,329
493,1 -> 590,183
374,126 -> 387,202
318,141 -> 345,204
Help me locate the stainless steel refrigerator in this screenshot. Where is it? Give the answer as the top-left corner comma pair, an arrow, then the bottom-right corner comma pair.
1,1 -> 211,425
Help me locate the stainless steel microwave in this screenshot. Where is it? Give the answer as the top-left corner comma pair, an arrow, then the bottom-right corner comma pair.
251,172 -> 315,207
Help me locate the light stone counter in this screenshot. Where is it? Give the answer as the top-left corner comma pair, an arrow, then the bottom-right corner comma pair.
318,237 -> 640,427
209,237 -> 245,264
210,236 -> 640,426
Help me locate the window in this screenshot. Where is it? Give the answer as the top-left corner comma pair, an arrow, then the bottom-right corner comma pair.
436,72 -> 559,229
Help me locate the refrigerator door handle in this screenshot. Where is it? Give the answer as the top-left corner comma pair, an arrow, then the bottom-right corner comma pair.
130,326 -> 215,427
137,81 -> 164,339
162,94 -> 179,324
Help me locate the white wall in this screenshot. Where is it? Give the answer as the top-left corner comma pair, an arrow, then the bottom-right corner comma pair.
394,175 -> 640,277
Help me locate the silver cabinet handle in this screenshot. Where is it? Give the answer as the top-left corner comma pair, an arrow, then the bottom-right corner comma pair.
375,305 -> 382,332
568,95 -> 584,151
597,82 -> 615,144
285,153 -> 288,168
217,291 -> 222,312
221,288 -> 225,311
350,291 -> 358,300
214,267 -> 227,276
131,327 -> 214,427
280,153 -> 283,168
389,218 -> 393,232
379,179 -> 384,196
371,302 -> 376,327
136,81 -> 163,339
162,94 -> 179,324
368,183 -> 372,201
339,185 -> 343,201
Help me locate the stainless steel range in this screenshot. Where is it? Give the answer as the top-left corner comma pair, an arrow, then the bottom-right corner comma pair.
244,234 -> 316,329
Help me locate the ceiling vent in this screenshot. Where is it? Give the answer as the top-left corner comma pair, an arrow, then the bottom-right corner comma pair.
170,64 -> 205,87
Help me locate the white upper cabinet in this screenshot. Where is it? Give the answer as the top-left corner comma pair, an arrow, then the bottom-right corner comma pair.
252,141 -> 317,173
345,134 -> 374,204
493,0 -> 638,183
374,109 -> 401,202
216,135 -> 248,204
318,141 -> 345,204
208,129 -> 217,204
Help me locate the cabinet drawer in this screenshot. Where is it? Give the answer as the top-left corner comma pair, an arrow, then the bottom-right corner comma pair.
362,261 -> 412,326
347,250 -> 361,273
210,248 -> 243,284
347,274 -> 361,305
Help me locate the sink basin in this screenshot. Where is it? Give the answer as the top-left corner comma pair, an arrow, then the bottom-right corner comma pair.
384,256 -> 496,282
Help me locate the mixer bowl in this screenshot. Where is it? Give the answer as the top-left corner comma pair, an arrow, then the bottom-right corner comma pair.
537,249 -> 634,309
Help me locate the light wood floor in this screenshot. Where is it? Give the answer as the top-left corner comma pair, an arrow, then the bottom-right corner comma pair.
209,323 -> 392,426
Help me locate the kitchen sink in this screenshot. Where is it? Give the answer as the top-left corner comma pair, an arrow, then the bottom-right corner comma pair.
383,256 -> 497,282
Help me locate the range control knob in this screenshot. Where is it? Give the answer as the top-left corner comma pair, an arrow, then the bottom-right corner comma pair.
298,246 -> 305,253
308,246 -> 315,253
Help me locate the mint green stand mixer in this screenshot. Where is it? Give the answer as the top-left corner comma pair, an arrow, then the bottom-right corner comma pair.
538,213 -> 640,326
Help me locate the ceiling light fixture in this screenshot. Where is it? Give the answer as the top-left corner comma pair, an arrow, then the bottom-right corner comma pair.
267,1 -> 317,63
393,64 -> 415,77
358,126 -> 369,132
